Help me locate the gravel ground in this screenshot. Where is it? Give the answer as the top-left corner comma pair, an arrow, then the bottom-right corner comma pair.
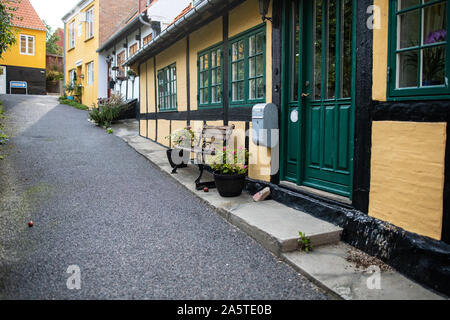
0,95 -> 329,300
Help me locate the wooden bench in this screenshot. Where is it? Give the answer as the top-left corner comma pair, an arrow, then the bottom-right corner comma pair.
172,124 -> 235,190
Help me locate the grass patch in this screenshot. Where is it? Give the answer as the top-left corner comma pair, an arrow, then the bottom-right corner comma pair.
58,97 -> 89,111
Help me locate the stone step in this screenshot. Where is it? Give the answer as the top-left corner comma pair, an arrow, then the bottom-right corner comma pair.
228,200 -> 343,255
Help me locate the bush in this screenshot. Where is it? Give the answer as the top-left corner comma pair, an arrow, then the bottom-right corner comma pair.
89,104 -> 120,128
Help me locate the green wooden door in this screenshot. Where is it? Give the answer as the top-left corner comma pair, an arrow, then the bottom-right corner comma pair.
282,0 -> 355,199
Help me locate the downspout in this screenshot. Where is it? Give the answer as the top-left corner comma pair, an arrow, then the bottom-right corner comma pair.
139,13 -> 152,27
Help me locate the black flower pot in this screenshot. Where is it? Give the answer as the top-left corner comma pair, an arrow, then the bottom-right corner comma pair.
167,148 -> 188,168
213,172 -> 246,197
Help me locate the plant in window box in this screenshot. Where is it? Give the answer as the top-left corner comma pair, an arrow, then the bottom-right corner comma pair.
165,127 -> 196,169
208,147 -> 249,197
127,69 -> 137,81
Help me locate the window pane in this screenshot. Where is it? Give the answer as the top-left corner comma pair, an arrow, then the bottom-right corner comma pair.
28,37 -> 33,54
238,61 -> 244,80
327,0 -> 336,99
249,79 -> 255,99
314,0 -> 323,100
398,0 -> 420,10
20,36 -> 26,53
256,55 -> 264,76
232,83 -> 238,101
238,40 -> 244,59
398,10 -> 420,49
257,78 -> 264,99
423,2 -> 446,45
232,43 -> 238,61
215,86 -> 222,103
422,45 -> 446,86
232,63 -> 238,81
249,35 -> 255,56
238,81 -> 244,100
216,49 -> 221,67
249,57 -> 255,77
397,50 -> 418,88
217,67 -> 222,84
256,33 -> 264,53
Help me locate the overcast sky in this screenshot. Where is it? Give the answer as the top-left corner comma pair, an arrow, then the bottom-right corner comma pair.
30,0 -> 80,30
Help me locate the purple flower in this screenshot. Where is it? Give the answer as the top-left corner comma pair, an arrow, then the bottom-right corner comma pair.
425,29 -> 446,44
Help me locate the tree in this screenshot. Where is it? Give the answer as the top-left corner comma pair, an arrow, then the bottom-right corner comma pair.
44,20 -> 62,55
0,0 -> 20,58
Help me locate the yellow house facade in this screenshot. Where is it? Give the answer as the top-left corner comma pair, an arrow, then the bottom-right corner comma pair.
63,0 -> 100,107
0,0 -> 46,95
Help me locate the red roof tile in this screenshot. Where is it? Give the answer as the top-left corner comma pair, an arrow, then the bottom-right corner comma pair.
6,0 -> 47,32
171,3 -> 193,25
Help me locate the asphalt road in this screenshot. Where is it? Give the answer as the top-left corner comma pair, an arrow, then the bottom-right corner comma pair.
0,95 -> 328,300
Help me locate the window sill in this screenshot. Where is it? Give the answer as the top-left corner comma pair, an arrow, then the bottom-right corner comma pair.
158,109 -> 178,113
68,47 -> 75,52
84,36 -> 94,43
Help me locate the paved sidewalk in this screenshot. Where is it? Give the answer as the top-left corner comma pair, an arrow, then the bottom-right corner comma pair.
112,119 -> 446,300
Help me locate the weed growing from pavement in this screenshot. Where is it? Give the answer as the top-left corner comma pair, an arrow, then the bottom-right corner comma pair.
298,232 -> 313,253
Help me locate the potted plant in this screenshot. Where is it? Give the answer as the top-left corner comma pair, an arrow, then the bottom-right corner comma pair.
209,146 -> 249,197
127,69 -> 137,82
166,127 -> 196,169
65,82 -> 75,100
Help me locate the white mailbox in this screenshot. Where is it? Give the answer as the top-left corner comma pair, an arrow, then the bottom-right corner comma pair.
252,103 -> 278,148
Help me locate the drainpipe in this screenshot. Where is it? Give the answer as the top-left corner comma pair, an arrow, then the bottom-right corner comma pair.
139,12 -> 152,27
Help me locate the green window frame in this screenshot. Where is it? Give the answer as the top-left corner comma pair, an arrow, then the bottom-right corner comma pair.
229,25 -> 266,107
198,44 -> 223,108
158,63 -> 177,111
388,0 -> 450,99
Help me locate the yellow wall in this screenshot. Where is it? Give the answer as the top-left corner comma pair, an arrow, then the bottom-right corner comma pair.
189,17 -> 223,111
157,119 -> 171,147
155,38 -> 187,112
0,27 -> 46,69
64,1 -> 100,107
140,120 -> 147,138
373,0 -> 389,101
369,121 -> 446,240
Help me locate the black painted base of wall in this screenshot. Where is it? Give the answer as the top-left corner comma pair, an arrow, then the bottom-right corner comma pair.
4,65 -> 46,95
245,178 -> 450,297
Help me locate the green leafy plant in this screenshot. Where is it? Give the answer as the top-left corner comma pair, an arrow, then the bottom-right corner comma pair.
127,69 -> 137,78
209,146 -> 249,175
106,128 -> 114,134
64,82 -> 75,96
298,232 -> 313,253
0,0 -> 20,59
58,97 -> 89,110
89,104 -> 120,128
166,126 -> 196,149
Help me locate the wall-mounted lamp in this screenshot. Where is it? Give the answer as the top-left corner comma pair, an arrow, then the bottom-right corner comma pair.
258,0 -> 272,22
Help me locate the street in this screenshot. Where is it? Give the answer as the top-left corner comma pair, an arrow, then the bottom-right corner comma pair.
0,95 -> 328,299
